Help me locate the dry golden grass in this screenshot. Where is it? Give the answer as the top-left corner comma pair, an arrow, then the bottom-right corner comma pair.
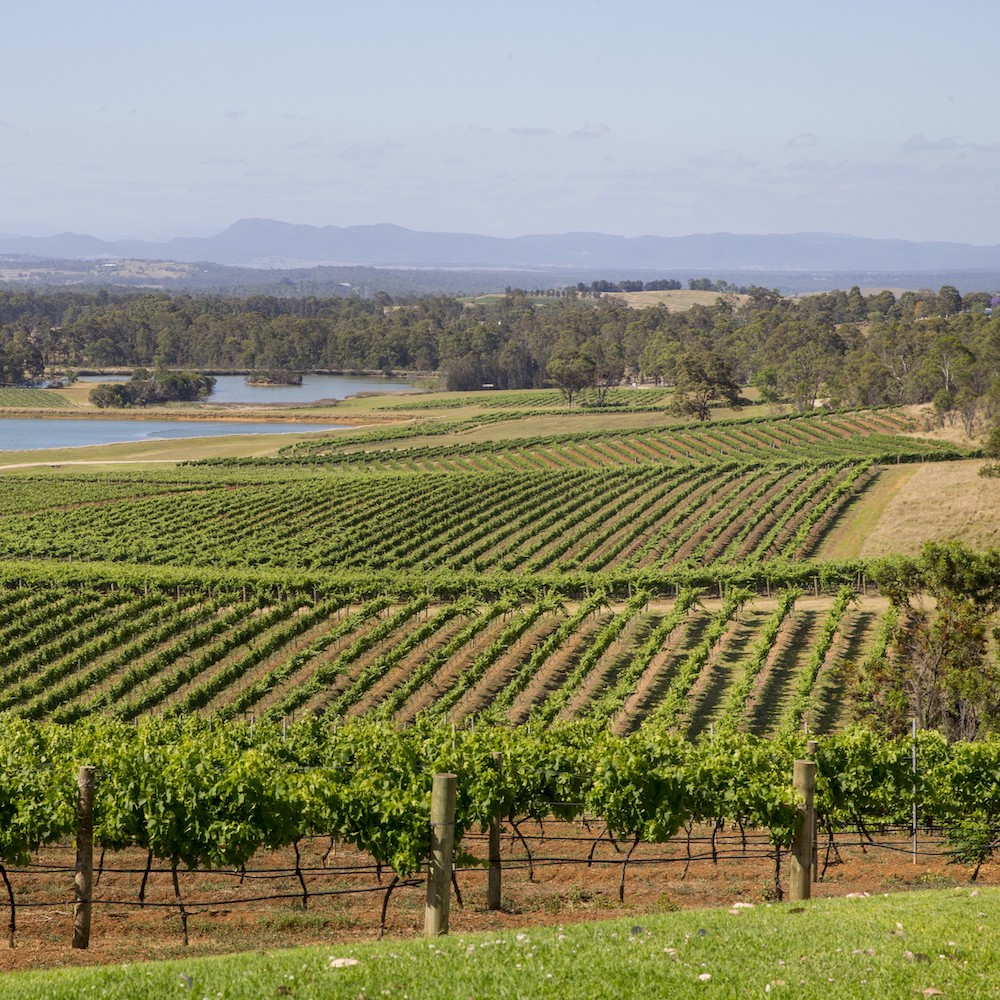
602,289 -> 749,310
894,404 -> 984,448
819,460 -> 1000,559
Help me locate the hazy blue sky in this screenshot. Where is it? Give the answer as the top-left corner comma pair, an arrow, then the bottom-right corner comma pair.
3,0 -> 998,243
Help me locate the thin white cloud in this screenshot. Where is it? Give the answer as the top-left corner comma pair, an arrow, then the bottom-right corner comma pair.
223,110 -> 244,122
509,126 -> 554,137
903,133 -> 961,152
289,138 -> 323,151
570,123 -> 610,139
339,140 -> 403,162
901,133 -> 1000,155
786,133 -> 819,148
690,150 -> 757,170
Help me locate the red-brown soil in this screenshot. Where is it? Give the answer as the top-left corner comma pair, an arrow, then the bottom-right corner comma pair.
0,822 -> 991,974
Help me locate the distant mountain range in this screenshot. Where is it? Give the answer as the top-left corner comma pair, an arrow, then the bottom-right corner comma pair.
2,219 -> 1000,273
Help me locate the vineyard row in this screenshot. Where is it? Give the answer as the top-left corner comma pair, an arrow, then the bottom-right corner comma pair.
0,460 -> 875,573
1,718 -> 998,884
0,581 -> 892,732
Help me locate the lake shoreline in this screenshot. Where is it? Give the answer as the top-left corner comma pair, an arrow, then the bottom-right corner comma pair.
0,407 -> 376,425
73,368 -> 432,378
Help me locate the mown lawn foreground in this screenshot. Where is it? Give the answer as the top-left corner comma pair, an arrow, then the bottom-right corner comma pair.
3,889 -> 998,999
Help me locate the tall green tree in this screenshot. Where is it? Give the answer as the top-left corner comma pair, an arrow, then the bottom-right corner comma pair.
669,349 -> 741,420
546,348 -> 595,405
859,543 -> 1000,740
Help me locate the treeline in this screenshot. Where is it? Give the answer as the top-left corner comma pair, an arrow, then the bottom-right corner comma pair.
1,285 -> 999,424
569,278 -> 684,296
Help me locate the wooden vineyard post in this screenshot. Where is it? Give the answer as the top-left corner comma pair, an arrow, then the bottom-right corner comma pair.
488,752 -> 502,911
790,759 -> 816,901
73,765 -> 96,949
806,740 -> 818,882
425,773 -> 457,937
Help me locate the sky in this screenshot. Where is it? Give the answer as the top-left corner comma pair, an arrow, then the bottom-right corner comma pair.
2,0 -> 998,245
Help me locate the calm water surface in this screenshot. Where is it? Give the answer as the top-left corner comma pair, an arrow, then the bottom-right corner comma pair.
78,374 -> 417,404
0,419 -> 347,453
2,375 -> 413,452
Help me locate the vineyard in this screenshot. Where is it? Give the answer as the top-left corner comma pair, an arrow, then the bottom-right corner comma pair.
0,388 -> 73,408
0,404 -> 980,732
4,716 -> 1000,880
264,406 -> 960,471
372,386 -> 677,411
1,716 -> 999,921
0,461 -> 877,571
0,574 -> 883,731
0,394 -> 998,960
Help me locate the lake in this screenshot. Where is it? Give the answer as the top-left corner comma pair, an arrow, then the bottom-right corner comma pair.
0,374 -> 417,453
0,419 -> 348,453
77,373 -> 418,405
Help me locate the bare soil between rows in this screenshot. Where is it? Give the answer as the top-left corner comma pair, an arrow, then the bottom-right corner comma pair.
0,822 -> 992,974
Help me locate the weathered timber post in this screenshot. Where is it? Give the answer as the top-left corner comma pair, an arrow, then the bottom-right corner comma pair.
488,752 -> 502,911
73,765 -> 96,949
790,759 -> 816,901
425,773 -> 457,937
807,740 -> 818,882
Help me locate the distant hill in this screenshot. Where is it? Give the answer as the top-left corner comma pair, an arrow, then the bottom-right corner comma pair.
2,219 -> 1000,272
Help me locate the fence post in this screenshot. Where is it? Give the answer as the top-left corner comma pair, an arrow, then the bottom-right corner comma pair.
488,752 -> 502,911
790,759 -> 815,901
806,740 -> 818,882
73,765 -> 96,949
425,773 -> 457,937
911,717 -> 918,865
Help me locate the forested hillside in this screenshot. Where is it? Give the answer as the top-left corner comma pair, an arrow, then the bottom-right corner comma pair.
1,286 -> 998,429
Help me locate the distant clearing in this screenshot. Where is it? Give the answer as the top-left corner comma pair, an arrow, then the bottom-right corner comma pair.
459,290 -> 749,311
603,289 -> 750,310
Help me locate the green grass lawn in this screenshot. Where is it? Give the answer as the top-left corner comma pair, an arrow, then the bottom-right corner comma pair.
5,889 -> 998,998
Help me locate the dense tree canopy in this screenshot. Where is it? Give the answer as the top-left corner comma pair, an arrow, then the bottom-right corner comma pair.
0,283 -> 998,423
856,544 -> 1000,740
89,368 -> 216,407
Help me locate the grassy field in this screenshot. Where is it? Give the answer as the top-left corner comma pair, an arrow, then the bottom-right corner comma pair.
602,288 -> 750,310
818,460 -> 1000,558
3,889 -> 996,998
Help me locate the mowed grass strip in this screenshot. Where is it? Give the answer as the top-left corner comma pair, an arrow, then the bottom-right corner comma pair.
4,889 -> 996,999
